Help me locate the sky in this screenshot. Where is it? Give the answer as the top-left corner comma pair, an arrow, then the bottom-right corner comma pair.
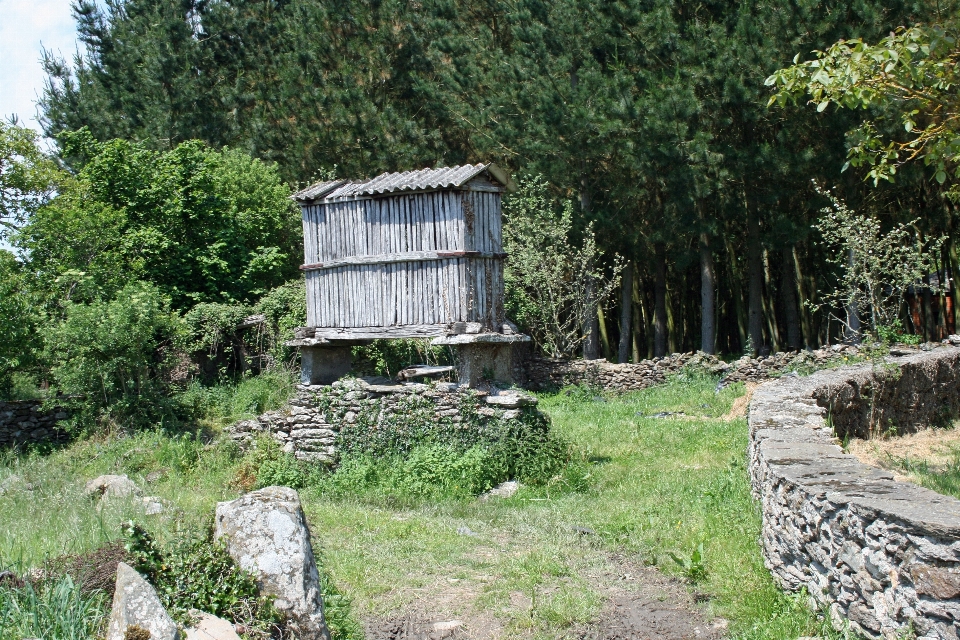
0,0 -> 80,135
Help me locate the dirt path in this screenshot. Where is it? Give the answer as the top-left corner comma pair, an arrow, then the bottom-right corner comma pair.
363,554 -> 726,640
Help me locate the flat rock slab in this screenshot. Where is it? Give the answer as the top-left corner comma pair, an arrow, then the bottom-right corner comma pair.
107,562 -> 179,640
184,611 -> 242,640
214,486 -> 330,640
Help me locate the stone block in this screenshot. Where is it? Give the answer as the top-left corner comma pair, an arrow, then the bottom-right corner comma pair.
300,346 -> 352,385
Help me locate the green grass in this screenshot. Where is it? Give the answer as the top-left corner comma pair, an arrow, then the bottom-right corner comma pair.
0,373 -> 848,639
891,451 -> 960,499
0,575 -> 107,640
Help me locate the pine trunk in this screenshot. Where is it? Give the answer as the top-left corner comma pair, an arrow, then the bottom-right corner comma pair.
781,245 -> 802,350
619,261 -> 633,363
654,244 -> 668,358
747,206 -> 764,355
699,234 -> 716,354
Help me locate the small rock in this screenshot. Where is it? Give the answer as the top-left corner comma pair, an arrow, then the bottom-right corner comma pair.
184,611 -> 242,640
85,475 -> 141,500
431,620 -> 463,635
142,497 -> 164,516
485,393 -> 537,409
145,470 -> 168,483
106,562 -> 179,640
482,481 -> 520,500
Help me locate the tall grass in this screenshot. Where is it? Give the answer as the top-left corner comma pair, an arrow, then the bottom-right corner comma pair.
0,576 -> 107,640
178,367 -> 298,429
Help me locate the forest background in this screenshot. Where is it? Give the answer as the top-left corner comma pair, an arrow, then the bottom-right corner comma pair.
2,0 -> 958,415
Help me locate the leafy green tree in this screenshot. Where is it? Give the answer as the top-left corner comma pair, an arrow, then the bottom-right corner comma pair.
811,185 -> 945,338
504,176 -> 622,358
45,281 -> 184,429
17,130 -> 300,309
0,251 -> 40,396
0,121 -> 64,240
767,23 -> 960,187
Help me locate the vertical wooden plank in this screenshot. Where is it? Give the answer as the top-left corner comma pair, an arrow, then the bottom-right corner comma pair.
431,261 -> 440,324
403,195 -> 412,253
433,194 -> 444,252
305,272 -> 316,327
349,265 -> 357,328
342,266 -> 349,328
389,262 -> 398,325
405,261 -> 412,326
388,197 -> 397,255
313,205 -> 323,326
414,195 -> 422,252
450,192 -> 461,251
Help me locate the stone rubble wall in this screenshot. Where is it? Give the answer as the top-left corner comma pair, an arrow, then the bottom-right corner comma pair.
749,346 -> 960,640
0,400 -> 70,448
229,378 -> 537,466
517,345 -> 859,392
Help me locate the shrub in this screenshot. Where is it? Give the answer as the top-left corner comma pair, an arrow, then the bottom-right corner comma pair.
0,251 -> 40,398
179,368 -> 298,428
329,444 -> 506,503
45,281 -> 184,431
232,435 -> 318,491
255,279 -> 307,365
122,521 -> 282,636
503,175 -> 622,358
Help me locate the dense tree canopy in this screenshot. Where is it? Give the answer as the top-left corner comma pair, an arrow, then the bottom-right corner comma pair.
26,0 -> 960,363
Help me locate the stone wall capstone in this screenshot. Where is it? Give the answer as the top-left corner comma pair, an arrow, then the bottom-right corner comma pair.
0,400 -> 70,448
749,346 -> 960,640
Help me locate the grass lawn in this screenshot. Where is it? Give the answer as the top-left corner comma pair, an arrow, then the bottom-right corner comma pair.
0,375 -> 845,639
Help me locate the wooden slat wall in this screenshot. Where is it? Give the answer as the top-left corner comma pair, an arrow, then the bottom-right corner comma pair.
301,187 -> 504,329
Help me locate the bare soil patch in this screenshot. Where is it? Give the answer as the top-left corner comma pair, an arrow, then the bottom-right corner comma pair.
847,423 -> 960,480
723,382 -> 758,421
363,554 -> 724,640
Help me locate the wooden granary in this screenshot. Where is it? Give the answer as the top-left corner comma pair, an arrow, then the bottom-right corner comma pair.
289,164 -> 528,386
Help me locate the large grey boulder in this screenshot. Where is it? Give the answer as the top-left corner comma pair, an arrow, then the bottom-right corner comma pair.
214,486 -> 330,640
107,562 -> 179,640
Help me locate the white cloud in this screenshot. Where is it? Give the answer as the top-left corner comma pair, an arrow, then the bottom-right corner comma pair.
0,0 -> 80,134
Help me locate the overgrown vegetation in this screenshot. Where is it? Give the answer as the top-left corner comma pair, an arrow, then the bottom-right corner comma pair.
123,521 -> 282,636
0,377 -> 853,639
811,184 -> 945,341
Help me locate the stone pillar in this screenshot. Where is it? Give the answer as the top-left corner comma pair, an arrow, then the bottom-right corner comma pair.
300,346 -> 352,385
456,343 -> 515,387
432,332 -> 530,388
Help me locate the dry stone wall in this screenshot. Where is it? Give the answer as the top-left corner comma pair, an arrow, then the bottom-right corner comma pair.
0,400 -> 70,448
518,345 -> 858,392
229,378 -> 538,465
749,346 -> 960,640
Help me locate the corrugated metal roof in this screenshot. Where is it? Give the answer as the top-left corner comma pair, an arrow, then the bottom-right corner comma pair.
293,164 -> 510,203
